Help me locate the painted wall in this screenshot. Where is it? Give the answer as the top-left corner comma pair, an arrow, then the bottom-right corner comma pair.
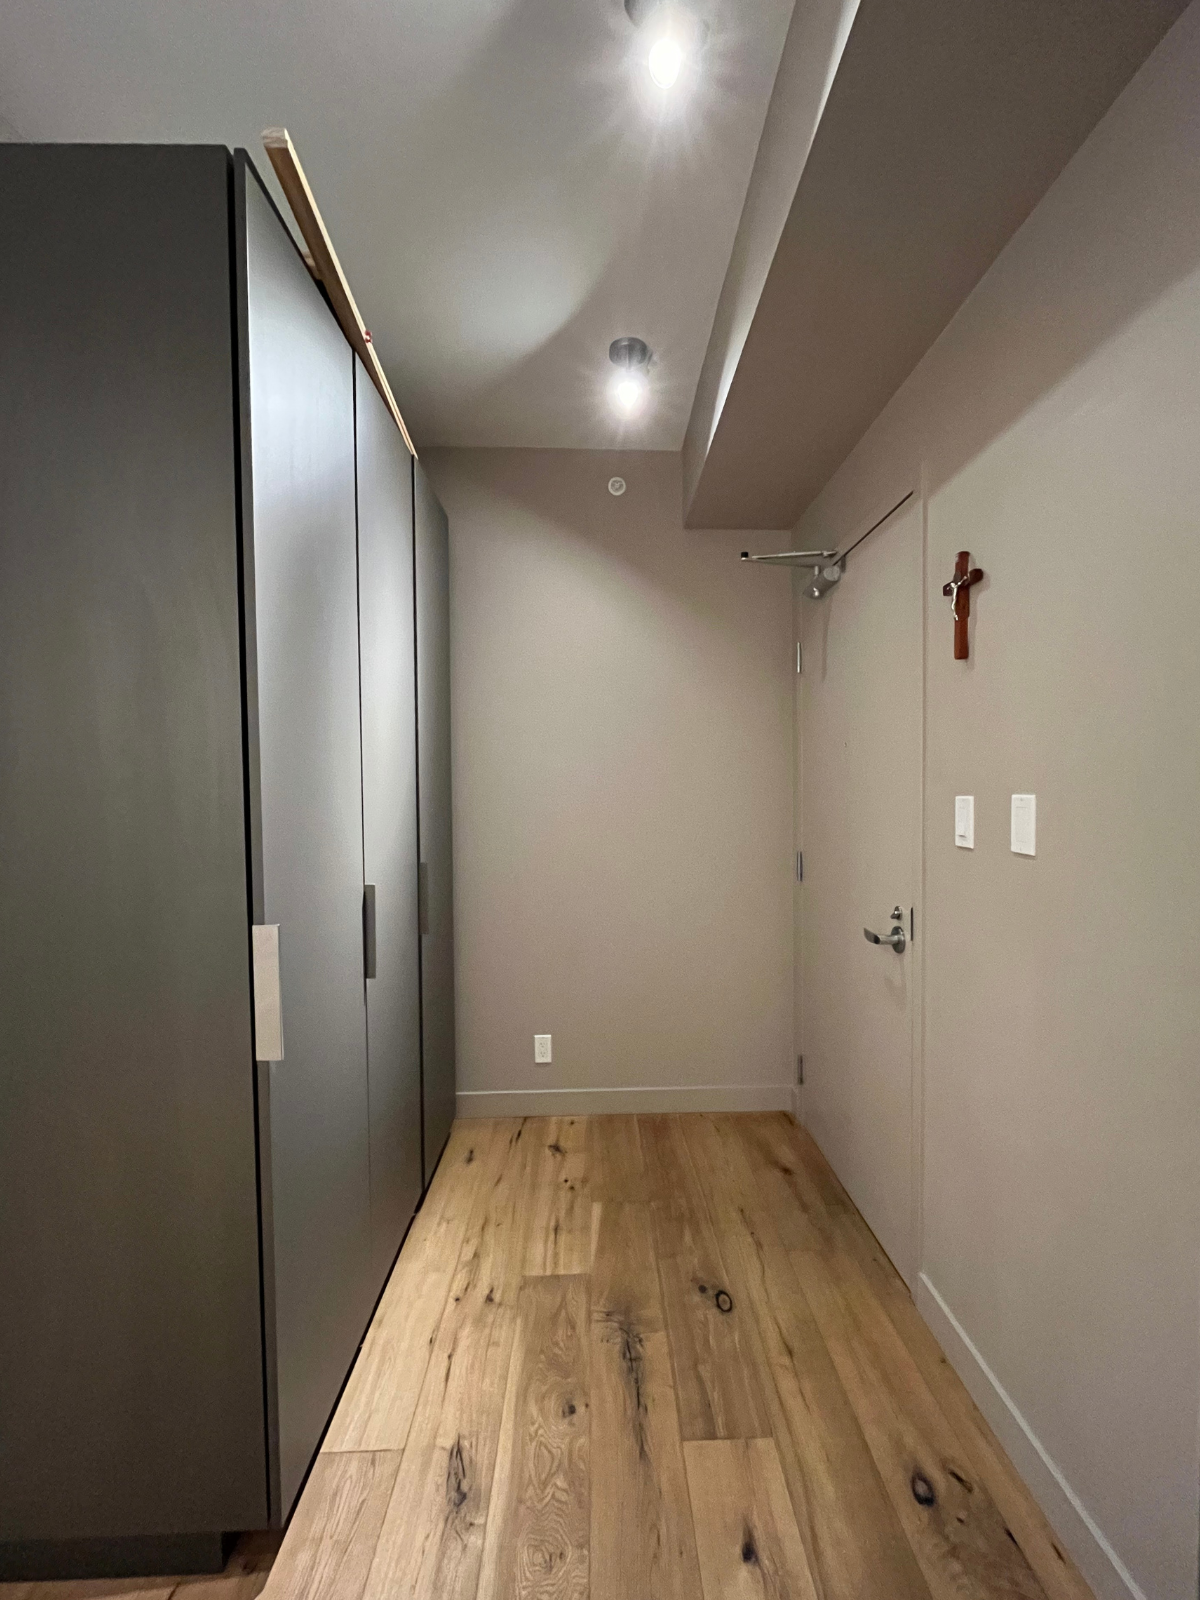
682,0 -> 859,510
422,447 -> 795,1117
793,8 -> 1200,1598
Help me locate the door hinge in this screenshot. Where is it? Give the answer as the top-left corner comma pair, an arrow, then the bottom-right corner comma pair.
795,850 -> 804,883
796,641 -> 802,674
418,861 -> 430,936
796,1054 -> 804,1085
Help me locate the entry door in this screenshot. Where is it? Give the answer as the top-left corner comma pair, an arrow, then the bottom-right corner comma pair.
356,360 -> 423,1281
799,493 -> 922,1284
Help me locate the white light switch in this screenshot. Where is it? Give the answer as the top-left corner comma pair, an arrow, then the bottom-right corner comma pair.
954,796 -> 975,849
1011,794 -> 1036,856
534,1034 -> 552,1064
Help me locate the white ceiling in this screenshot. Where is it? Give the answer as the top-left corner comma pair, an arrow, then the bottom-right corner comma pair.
0,0 -> 793,449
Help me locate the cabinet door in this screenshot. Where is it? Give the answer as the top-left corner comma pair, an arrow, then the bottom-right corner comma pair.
355,361 -> 423,1279
238,160 -> 372,1517
0,143 -> 267,1546
414,463 -> 457,1182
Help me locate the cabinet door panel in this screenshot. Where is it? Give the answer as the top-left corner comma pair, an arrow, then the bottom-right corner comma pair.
0,143 -> 266,1545
414,463 -> 457,1183
356,361 -> 423,1278
240,161 -> 372,1517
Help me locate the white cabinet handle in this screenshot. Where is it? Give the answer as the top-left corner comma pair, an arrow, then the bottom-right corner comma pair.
252,924 -> 285,1061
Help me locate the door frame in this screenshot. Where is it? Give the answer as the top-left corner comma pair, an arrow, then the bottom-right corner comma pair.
910,465 -> 928,1290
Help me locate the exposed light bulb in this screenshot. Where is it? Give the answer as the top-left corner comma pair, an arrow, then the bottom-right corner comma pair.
647,34 -> 684,89
610,370 -> 649,417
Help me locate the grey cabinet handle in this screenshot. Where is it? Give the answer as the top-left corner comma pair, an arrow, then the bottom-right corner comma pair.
363,885 -> 377,980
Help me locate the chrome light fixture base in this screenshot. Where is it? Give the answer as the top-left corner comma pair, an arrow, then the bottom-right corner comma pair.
609,335 -> 651,370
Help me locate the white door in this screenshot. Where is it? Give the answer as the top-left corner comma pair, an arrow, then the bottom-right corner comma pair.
799,493 -> 922,1284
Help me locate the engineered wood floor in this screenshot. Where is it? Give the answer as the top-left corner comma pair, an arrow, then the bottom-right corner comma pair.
271,1112 -> 1095,1600
0,1114 -> 1095,1600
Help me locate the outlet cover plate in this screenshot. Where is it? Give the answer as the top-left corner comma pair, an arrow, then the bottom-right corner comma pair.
534,1034 -> 552,1064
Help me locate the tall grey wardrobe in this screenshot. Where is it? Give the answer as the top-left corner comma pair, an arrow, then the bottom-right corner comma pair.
0,144 -> 455,1578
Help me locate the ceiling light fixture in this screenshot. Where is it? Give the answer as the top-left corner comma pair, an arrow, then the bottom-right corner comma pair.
625,0 -> 702,93
647,33 -> 684,89
608,336 -> 652,419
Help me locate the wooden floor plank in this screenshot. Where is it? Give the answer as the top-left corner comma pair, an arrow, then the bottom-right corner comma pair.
359,1119 -> 533,1600
261,1452 -> 398,1600
780,1120 -> 1094,1600
683,1113 -> 932,1600
480,1275 -> 590,1600
523,1118 -> 592,1277
590,1202 -> 703,1600
733,1113 -> 835,1254
684,1437 -> 821,1600
589,1114 -> 646,1204
474,1290 -> 523,1600
641,1114 -> 771,1440
794,1241 -> 1046,1600
323,1121 -> 500,1452
651,1196 -> 772,1441
637,1114 -> 704,1205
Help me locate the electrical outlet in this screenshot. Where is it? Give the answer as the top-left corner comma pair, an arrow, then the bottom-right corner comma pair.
534,1034 -> 552,1064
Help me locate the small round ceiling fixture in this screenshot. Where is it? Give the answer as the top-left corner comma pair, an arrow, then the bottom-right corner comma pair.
625,0 -> 704,92
608,336 -> 652,419
608,476 -> 627,496
648,33 -> 684,88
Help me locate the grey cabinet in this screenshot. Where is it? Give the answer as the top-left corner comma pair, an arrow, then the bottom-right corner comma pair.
238,163 -> 376,1519
415,463 -> 457,1183
0,144 -> 267,1572
355,361 -> 423,1281
0,143 -> 454,1578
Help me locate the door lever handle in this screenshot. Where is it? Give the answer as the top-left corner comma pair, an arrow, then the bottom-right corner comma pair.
864,924 -> 906,953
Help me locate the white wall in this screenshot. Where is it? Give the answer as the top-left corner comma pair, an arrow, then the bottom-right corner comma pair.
682,0 -> 859,507
794,8 -> 1200,1597
423,447 -> 795,1118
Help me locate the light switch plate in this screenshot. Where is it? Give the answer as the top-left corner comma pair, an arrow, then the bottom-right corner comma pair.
954,795 -> 975,849
534,1034 -> 552,1064
1011,794 -> 1036,856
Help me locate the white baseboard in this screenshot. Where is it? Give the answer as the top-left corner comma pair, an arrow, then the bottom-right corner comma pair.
916,1274 -> 1146,1600
455,1083 -> 796,1118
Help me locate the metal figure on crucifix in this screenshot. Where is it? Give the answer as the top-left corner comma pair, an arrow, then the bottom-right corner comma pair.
942,551 -> 984,659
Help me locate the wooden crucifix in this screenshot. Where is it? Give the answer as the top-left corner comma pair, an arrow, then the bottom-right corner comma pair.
942,551 -> 984,660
